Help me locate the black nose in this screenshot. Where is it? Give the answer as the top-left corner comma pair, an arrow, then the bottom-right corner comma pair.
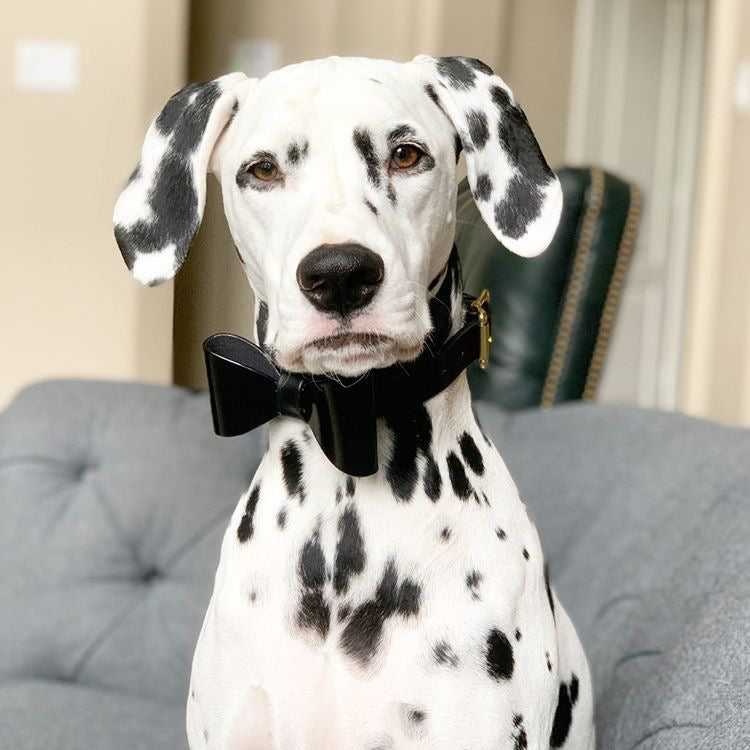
296,243 -> 384,316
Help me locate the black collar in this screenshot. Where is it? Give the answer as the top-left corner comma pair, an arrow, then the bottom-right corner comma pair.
203,258 -> 491,477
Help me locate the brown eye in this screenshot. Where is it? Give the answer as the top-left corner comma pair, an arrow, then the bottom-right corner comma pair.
390,143 -> 423,170
249,160 -> 278,181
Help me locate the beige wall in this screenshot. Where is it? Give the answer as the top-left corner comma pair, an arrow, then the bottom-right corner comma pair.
175,0 -> 576,388
682,0 -> 750,426
0,0 -> 187,409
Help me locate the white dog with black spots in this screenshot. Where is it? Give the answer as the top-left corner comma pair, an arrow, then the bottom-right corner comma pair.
114,54 -> 594,750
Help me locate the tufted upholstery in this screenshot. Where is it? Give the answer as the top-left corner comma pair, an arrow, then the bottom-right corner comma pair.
1,380 -> 749,749
0,381 -> 263,749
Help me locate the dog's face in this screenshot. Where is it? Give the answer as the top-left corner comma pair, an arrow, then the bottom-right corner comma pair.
114,56 -> 561,376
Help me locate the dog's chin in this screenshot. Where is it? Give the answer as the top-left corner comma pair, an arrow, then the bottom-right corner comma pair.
278,332 -> 424,377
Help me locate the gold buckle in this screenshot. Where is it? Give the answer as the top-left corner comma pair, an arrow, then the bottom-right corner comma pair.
470,288 -> 492,370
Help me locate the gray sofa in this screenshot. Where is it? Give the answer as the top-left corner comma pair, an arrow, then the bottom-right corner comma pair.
1,380 -> 748,749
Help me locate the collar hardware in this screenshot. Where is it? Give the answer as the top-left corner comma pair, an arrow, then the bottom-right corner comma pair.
471,288 -> 492,369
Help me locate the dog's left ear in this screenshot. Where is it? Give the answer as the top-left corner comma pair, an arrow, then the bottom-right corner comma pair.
412,55 -> 562,257
113,72 -> 252,285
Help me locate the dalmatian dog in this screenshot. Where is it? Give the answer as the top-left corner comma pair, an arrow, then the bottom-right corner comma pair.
114,55 -> 594,750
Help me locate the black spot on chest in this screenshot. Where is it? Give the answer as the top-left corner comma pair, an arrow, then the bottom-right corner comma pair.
297,529 -> 330,638
340,559 -> 421,666
465,569 -> 483,600
458,432 -> 484,475
237,483 -> 261,542
333,505 -> 366,595
281,439 -> 305,501
386,407 -> 438,502
433,640 -> 459,667
512,713 -> 528,750
446,451 -> 471,500
485,628 -> 514,681
550,675 -> 580,748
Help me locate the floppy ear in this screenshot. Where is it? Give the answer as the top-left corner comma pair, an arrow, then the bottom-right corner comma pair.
113,72 -> 251,285
413,55 -> 562,257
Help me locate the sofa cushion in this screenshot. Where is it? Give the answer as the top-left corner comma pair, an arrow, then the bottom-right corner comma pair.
0,380 -> 262,714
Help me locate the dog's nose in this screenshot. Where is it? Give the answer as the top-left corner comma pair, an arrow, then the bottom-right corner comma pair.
296,243 -> 384,316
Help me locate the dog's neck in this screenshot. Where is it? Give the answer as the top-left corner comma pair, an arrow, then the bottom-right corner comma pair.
256,247 -> 482,493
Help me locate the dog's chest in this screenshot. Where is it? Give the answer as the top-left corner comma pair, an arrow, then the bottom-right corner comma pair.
197,412 -> 559,746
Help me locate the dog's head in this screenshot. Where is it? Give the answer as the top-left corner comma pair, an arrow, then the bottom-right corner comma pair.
114,56 -> 561,376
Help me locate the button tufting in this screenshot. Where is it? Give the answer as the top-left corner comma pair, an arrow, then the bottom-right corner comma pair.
141,567 -> 161,584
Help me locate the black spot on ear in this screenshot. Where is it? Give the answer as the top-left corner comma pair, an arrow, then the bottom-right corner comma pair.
466,569 -> 483,600
494,176 -> 545,240
436,57 -> 477,89
364,199 -> 378,215
237,483 -> 261,542
281,440 -> 305,502
115,150 -> 199,271
155,81 -> 221,148
550,674 -> 580,748
466,109 -> 490,149
297,528 -> 331,638
485,628 -> 514,681
433,640 -> 459,667
446,451 -> 471,500
545,564 -> 556,621
423,454 -> 442,501
353,128 -> 381,187
489,84 -> 554,238
463,57 -> 494,75
333,505 -> 366,595
340,559 -> 421,666
255,300 -> 268,348
473,173 -> 493,202
491,86 -> 553,183
458,432 -> 484,475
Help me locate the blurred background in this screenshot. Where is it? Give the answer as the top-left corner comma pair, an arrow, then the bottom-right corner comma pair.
2,0 -> 750,426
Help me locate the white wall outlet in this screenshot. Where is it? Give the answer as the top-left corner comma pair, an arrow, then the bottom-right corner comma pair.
13,40 -> 80,93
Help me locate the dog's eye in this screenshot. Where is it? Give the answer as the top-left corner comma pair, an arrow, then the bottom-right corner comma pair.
248,160 -> 279,181
390,144 -> 424,171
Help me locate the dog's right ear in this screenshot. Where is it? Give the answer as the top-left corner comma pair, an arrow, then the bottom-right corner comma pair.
113,72 -> 252,285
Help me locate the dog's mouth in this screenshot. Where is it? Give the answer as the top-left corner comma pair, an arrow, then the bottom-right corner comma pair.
307,331 -> 391,351
278,329 -> 423,376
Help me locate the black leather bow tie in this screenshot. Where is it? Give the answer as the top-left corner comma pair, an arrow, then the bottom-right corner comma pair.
204,291 -> 491,477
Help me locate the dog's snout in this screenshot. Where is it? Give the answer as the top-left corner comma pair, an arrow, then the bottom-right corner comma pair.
296,243 -> 384,316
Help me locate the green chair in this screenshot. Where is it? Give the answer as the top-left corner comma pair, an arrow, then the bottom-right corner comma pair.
457,167 -> 641,410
